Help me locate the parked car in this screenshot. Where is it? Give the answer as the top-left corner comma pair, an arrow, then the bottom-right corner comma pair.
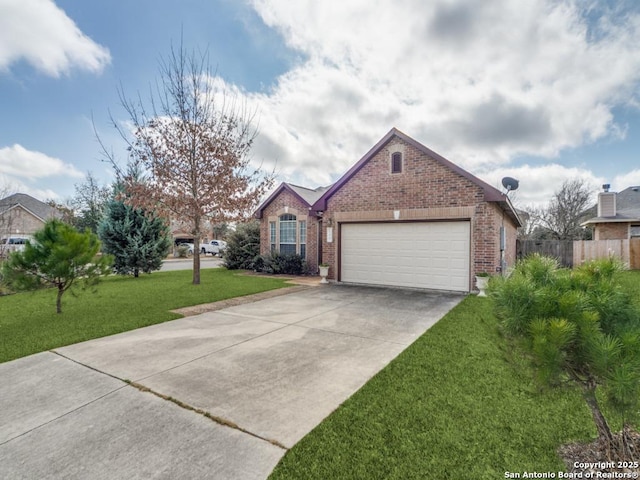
200,240 -> 227,256
0,235 -> 32,257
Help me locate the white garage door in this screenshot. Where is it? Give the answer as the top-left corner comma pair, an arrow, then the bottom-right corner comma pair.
341,221 -> 470,292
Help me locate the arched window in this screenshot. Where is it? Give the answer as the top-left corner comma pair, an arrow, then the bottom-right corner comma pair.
391,152 -> 402,174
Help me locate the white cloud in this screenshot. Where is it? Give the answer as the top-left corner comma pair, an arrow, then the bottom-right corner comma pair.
0,0 -> 110,76
0,173 -> 61,200
0,144 -> 84,181
612,169 -> 640,192
475,163 -> 604,209
236,0 -> 640,187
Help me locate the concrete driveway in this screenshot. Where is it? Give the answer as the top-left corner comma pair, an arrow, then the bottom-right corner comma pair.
0,285 -> 463,479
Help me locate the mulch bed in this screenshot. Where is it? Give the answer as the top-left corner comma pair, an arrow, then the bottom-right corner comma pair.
559,427 -> 640,477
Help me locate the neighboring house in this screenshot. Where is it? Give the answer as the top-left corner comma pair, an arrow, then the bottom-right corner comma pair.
0,193 -> 63,237
581,186 -> 640,240
255,128 -> 521,292
168,218 -> 226,255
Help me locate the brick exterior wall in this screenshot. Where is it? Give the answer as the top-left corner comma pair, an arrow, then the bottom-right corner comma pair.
594,223 -> 629,240
259,190 -> 320,271
259,137 -> 518,290
0,207 -> 46,236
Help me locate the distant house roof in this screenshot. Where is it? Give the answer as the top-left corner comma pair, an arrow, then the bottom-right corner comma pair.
616,186 -> 640,218
0,193 -> 63,222
581,186 -> 640,225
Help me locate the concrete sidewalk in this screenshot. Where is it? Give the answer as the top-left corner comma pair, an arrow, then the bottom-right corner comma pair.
0,285 -> 463,479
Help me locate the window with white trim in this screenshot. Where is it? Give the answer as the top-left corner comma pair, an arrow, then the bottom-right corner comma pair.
299,220 -> 306,258
631,225 -> 640,237
279,214 -> 297,255
270,213 -> 308,257
269,221 -> 276,252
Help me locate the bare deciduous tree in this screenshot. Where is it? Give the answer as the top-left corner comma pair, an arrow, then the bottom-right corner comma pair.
105,44 -> 273,284
526,179 -> 594,240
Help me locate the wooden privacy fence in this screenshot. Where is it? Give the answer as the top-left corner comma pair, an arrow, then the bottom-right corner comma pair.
516,240 -> 574,267
573,238 -> 640,270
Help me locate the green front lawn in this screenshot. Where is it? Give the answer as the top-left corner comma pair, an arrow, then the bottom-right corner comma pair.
619,270 -> 640,305
270,294 -> 614,479
0,268 -> 287,363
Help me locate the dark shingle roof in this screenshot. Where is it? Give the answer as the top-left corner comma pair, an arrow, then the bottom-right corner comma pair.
616,186 -> 640,218
0,193 -> 62,221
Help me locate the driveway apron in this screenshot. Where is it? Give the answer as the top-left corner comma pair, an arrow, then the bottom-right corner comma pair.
0,285 -> 462,479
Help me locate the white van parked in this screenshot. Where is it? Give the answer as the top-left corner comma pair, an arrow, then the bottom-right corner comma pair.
0,236 -> 32,256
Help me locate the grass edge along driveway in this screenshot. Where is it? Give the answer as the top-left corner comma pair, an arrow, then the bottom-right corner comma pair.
0,268 -> 288,364
269,294 -> 608,480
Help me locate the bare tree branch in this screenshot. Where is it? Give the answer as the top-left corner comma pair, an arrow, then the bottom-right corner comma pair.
523,179 -> 593,240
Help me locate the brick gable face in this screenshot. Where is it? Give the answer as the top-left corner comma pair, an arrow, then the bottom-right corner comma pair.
326,141 -> 485,212
0,207 -> 45,236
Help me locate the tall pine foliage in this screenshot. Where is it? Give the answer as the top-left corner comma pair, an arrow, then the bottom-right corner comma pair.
99,197 -> 170,277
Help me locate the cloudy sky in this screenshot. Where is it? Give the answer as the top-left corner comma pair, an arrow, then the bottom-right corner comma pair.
1,0 -> 640,209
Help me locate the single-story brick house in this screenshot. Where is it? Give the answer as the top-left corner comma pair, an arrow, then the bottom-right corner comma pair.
581,186 -> 640,240
255,128 -> 521,292
0,193 -> 63,237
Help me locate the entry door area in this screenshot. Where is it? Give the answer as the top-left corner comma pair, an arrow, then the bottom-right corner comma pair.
340,221 -> 470,292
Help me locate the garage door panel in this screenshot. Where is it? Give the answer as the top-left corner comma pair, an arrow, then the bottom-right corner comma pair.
341,222 -> 470,292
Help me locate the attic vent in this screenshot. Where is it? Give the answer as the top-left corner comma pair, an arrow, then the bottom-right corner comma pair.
598,192 -> 616,217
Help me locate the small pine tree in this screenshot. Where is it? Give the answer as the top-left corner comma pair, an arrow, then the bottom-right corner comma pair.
99,197 -> 170,277
2,220 -> 113,313
490,254 -> 640,458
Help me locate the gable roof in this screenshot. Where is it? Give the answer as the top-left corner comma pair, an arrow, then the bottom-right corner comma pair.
255,128 -> 522,226
311,128 -> 521,225
0,193 -> 62,222
255,183 -> 331,219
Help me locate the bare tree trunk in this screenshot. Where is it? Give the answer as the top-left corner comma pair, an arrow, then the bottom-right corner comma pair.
56,285 -> 64,314
583,381 -> 613,443
192,232 -> 201,285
